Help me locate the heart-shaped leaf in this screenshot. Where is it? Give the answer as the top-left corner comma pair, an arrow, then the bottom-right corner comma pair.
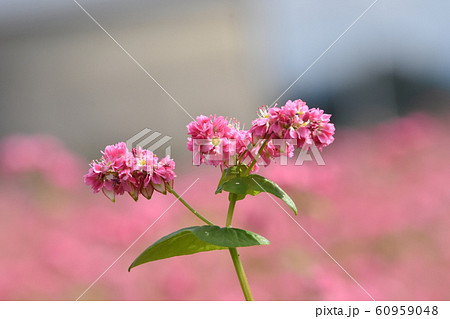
129,225 -> 269,271
221,174 -> 298,215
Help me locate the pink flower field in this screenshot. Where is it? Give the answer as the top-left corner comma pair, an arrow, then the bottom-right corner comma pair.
0,112 -> 449,300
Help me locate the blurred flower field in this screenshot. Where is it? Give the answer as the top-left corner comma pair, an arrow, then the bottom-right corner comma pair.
0,113 -> 449,300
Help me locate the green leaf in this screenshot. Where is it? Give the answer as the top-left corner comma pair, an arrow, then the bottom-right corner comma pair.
129,225 -> 269,271
194,225 -> 269,247
221,174 -> 298,215
215,165 -> 248,194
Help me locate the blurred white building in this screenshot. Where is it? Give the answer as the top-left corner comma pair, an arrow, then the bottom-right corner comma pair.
0,0 -> 449,159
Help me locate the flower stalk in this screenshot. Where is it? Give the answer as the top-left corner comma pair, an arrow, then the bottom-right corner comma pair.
247,138 -> 269,172
166,184 -> 213,226
226,193 -> 254,301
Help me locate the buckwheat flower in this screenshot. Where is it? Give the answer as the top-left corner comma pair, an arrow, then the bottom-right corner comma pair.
249,100 -> 309,141
307,108 -> 335,150
235,129 -> 252,159
84,143 -> 176,202
84,142 -> 132,202
187,115 -> 239,168
274,100 -> 309,140
132,147 -> 156,172
283,99 -> 308,116
187,115 -> 234,141
267,139 -> 295,160
84,167 -> 105,193
245,99 -> 335,168
248,106 -> 272,138
151,155 -> 176,194
101,173 -> 129,202
128,147 -> 156,200
249,101 -> 303,153
102,142 -> 132,171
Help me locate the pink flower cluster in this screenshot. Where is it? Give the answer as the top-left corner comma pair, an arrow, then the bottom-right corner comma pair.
84,142 -> 176,202
187,115 -> 244,167
249,99 -> 335,150
186,99 -> 335,171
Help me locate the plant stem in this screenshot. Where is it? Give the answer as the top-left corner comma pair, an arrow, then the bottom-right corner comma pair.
226,193 -> 254,301
229,248 -> 254,301
247,138 -> 269,172
226,194 -> 237,227
167,185 -> 214,225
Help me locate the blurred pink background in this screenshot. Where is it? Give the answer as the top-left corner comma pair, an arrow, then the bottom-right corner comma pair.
1,112 -> 449,300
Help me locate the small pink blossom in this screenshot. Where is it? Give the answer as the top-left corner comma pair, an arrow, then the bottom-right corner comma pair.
187,115 -> 240,168
248,99 -> 335,161
102,142 -> 131,171
84,143 -> 176,202
307,108 -> 335,150
152,155 -> 176,194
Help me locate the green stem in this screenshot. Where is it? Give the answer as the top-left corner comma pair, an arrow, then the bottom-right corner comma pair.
226,194 -> 237,227
226,193 -> 254,301
229,248 -> 253,301
167,185 -> 213,225
247,139 -> 269,172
